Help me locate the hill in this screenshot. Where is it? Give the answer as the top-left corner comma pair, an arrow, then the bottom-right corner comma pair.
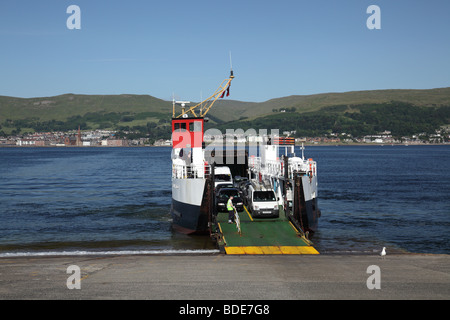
0,93 -> 170,122
211,101 -> 450,138
1,87 -> 450,139
209,87 -> 450,122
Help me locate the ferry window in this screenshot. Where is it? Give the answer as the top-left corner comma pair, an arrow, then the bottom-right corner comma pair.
254,191 -> 276,201
174,122 -> 186,131
189,121 -> 202,132
215,174 -> 231,182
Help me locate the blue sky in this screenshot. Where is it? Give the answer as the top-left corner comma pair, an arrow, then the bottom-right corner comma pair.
0,0 -> 449,102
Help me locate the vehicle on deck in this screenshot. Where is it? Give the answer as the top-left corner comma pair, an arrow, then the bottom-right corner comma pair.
246,184 -> 279,218
216,187 -> 244,212
233,175 -> 248,188
214,166 -> 233,188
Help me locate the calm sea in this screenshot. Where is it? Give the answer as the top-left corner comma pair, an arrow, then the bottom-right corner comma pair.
0,145 -> 448,256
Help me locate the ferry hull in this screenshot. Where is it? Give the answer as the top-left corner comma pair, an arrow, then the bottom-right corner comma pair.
171,178 -> 209,234
302,175 -> 320,234
289,175 -> 320,236
171,199 -> 208,234
302,198 -> 320,234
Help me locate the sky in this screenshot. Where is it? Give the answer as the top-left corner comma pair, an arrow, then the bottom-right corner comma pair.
0,0 -> 449,102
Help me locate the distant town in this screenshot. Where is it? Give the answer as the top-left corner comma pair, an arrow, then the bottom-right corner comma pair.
0,126 -> 449,147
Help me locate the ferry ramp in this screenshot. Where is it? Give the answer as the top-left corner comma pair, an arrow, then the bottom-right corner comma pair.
215,206 -> 319,255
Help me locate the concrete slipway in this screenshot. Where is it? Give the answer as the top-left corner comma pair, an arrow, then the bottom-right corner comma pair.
0,253 -> 448,300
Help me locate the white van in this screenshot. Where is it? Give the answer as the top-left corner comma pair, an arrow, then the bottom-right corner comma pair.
247,184 -> 279,218
214,166 -> 233,188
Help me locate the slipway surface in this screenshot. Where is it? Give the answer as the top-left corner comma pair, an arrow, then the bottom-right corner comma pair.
216,207 -> 319,254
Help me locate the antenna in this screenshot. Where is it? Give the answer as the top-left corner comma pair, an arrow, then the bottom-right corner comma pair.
172,92 -> 175,117
229,51 -> 234,78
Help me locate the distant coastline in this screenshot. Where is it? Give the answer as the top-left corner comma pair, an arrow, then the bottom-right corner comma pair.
2,142 -> 449,148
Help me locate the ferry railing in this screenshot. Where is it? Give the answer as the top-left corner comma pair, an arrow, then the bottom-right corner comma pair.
248,156 -> 261,171
261,159 -> 317,179
265,159 -> 282,176
240,155 -> 317,180
287,159 -> 317,179
172,162 -> 211,179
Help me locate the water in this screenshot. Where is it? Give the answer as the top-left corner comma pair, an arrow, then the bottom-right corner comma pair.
307,145 -> 450,254
0,145 -> 448,256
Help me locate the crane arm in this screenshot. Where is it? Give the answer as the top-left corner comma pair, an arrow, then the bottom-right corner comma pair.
174,71 -> 234,118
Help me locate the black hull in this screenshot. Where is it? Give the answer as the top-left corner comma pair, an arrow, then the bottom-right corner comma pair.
293,175 -> 320,236
301,198 -> 320,235
171,199 -> 209,235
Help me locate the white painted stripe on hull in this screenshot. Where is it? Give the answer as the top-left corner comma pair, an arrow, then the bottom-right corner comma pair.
172,178 -> 206,206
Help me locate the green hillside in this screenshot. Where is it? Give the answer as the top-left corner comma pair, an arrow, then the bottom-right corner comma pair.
208,87 -> 450,138
209,87 -> 450,122
0,93 -> 170,121
0,94 -> 173,137
1,87 -> 449,139
210,101 -> 450,138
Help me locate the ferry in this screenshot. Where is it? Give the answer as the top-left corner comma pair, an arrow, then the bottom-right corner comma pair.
170,69 -> 321,253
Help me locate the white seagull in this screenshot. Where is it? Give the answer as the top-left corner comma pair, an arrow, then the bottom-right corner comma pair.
380,247 -> 386,259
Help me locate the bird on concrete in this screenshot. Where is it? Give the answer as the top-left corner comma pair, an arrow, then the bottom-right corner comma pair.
380,247 -> 386,259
